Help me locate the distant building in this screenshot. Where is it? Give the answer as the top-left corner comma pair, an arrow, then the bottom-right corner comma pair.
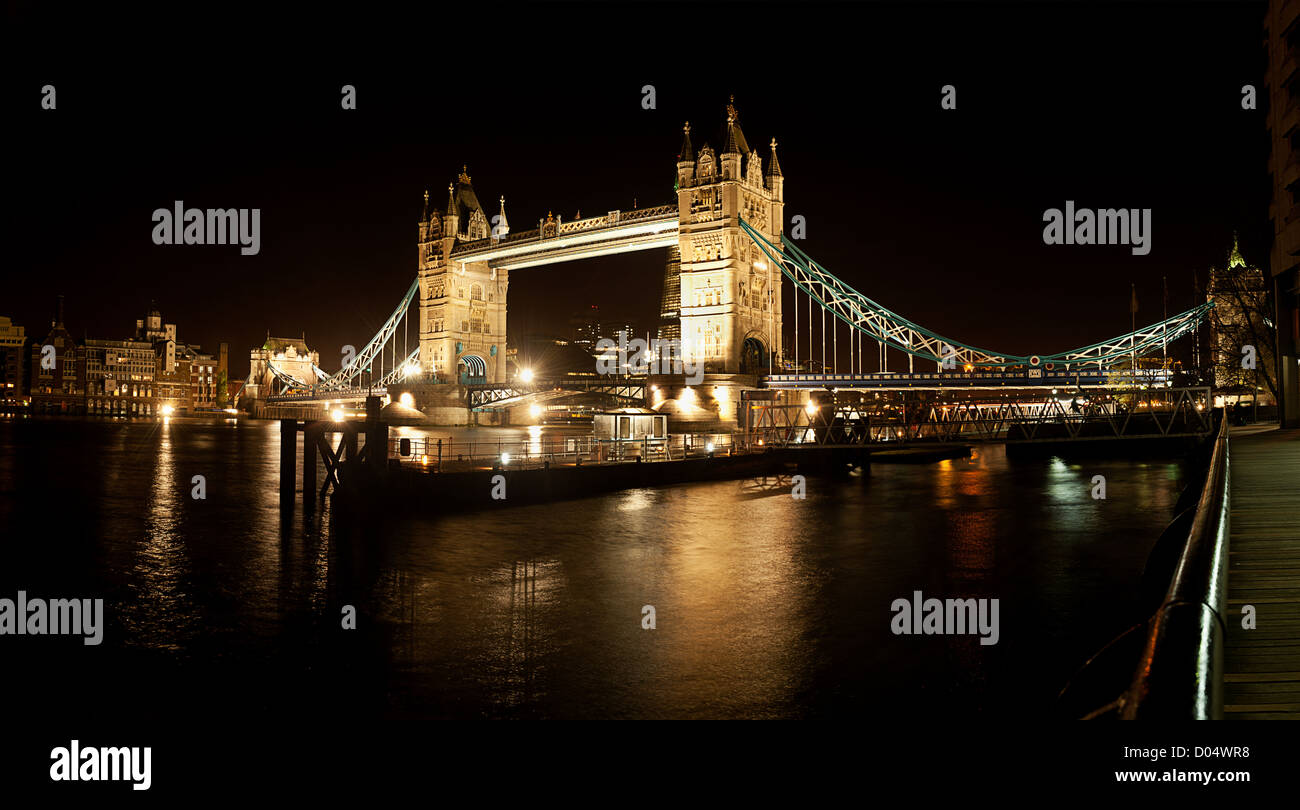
656,245 -> 682,344
185,347 -> 219,409
28,296 -> 83,415
1208,238 -> 1275,402
82,338 -> 157,416
246,335 -> 323,400
570,305 -> 601,349
0,316 -> 26,411
1265,0 -> 1300,426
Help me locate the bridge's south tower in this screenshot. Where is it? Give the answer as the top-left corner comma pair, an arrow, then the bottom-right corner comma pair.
416,168 -> 509,384
674,98 -> 785,374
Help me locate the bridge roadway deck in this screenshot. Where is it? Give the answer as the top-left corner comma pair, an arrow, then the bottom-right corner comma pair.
1224,426 -> 1300,719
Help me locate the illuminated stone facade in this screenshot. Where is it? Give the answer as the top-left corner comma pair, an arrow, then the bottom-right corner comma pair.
674,98 -> 785,374
417,169 -> 509,384
246,336 -> 322,400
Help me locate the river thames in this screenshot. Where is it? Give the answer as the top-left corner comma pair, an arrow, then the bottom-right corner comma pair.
0,416 -> 1189,722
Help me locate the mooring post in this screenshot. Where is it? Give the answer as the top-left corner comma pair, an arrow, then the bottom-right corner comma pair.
302,423 -> 318,508
280,418 -> 297,505
365,396 -> 386,470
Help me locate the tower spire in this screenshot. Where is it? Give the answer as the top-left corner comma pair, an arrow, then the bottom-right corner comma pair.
496,195 -> 509,238
679,121 -> 694,163
766,137 -> 782,178
1228,230 -> 1245,268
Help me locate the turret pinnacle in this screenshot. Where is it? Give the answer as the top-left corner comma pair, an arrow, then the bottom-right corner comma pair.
679,121 -> 694,163
1228,231 -> 1246,268
766,137 -> 782,178
721,95 -> 749,156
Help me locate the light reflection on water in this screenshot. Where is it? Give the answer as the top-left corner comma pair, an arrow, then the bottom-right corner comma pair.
0,418 -> 1188,720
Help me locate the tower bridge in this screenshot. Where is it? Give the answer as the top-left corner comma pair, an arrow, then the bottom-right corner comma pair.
251,96 -> 1215,426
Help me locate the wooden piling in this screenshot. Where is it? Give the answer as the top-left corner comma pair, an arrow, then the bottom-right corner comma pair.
280,418 -> 297,504
303,423 -> 318,508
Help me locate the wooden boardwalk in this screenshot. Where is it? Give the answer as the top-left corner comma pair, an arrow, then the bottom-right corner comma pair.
1224,426 -> 1300,719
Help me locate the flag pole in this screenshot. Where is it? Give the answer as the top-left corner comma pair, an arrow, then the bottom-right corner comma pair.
1130,282 -> 1137,386
1162,275 -> 1168,387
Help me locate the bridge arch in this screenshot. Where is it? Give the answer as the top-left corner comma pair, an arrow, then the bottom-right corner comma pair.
740,332 -> 770,374
458,353 -> 487,384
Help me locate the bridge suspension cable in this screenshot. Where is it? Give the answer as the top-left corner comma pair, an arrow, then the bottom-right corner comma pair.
318,279 -> 420,391
739,218 -> 1214,371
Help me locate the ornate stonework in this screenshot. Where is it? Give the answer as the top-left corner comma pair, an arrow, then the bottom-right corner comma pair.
674,98 -> 785,373
417,170 -> 509,383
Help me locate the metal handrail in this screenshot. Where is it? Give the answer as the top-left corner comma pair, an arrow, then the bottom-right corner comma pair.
1121,411 -> 1230,719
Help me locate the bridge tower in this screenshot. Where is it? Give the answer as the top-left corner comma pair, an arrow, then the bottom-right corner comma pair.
416,168 -> 509,384
674,97 -> 785,374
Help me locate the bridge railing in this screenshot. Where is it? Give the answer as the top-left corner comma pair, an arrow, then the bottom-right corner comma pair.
744,388 -> 1213,447
389,432 -> 741,472
1120,412 -> 1230,719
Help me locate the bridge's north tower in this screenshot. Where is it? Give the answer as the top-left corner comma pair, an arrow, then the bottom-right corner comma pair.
416,168 -> 510,384
674,98 -> 785,374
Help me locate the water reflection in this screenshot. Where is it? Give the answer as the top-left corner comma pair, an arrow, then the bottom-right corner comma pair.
0,418 -> 1189,720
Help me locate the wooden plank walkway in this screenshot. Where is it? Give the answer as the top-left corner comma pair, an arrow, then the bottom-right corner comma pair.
1224,426 -> 1300,719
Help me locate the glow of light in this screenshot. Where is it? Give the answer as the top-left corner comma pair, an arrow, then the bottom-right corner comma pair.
501,452 -> 511,465
805,400 -> 818,416
706,442 -> 715,453
403,362 -> 421,378
331,408 -> 345,422
399,392 -> 415,408
529,403 -> 542,420
680,387 -> 697,409
519,368 -> 535,383
160,404 -> 175,416
421,454 -> 429,466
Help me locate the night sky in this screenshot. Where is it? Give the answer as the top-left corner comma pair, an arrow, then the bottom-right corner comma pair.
6,2 -> 1267,377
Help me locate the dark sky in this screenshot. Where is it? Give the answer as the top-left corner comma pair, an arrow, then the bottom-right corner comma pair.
6,2 -> 1268,377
